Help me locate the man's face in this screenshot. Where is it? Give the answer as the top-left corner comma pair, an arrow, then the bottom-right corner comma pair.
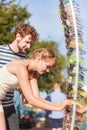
17,34 -> 33,52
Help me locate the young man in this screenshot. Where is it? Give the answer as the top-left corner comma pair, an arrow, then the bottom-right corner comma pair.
0,23 -> 39,130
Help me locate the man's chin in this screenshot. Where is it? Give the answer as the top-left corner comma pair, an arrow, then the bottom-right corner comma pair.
22,48 -> 28,52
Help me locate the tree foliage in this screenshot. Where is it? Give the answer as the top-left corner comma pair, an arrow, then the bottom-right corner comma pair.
0,0 -> 67,92
0,0 -> 31,44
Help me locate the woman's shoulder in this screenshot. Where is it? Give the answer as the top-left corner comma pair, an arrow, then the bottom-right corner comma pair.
8,60 -> 27,67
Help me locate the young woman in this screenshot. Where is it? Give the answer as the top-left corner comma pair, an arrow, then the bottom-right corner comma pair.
0,48 -> 72,130
0,23 -> 39,130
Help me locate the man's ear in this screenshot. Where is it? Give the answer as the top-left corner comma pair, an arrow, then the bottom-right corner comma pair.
16,33 -> 22,40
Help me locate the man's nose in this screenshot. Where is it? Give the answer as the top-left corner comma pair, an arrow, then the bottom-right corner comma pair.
27,44 -> 31,48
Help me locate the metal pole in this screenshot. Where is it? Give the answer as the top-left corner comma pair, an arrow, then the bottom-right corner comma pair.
69,0 -> 79,129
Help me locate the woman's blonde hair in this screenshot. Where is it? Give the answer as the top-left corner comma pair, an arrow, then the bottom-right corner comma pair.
29,48 -> 56,60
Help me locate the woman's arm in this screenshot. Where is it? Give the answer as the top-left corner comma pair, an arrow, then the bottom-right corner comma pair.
30,77 -> 69,108
16,64 -> 72,111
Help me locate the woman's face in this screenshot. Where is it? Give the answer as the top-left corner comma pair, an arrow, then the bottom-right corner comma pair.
37,58 -> 56,74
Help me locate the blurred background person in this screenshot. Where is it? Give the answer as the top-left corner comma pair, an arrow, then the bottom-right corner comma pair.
14,88 -> 24,118
45,82 -> 67,130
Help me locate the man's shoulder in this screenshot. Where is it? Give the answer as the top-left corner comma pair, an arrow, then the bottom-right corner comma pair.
0,44 -> 8,48
0,44 -> 25,57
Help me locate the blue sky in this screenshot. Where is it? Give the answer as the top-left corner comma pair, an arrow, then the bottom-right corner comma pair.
19,0 -> 87,92
21,0 -> 60,42
20,0 -> 87,83
20,0 -> 87,54
21,0 -> 65,52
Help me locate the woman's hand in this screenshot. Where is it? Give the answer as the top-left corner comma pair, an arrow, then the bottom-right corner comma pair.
76,106 -> 87,114
76,108 -> 83,114
80,92 -> 87,98
22,94 -> 28,104
62,99 -> 73,107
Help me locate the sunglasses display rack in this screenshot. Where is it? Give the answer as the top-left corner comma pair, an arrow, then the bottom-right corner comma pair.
58,0 -> 86,129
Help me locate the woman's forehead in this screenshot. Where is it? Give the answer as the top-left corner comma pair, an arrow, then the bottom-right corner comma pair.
44,58 -> 56,64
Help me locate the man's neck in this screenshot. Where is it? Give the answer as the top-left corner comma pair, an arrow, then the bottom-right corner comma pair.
9,41 -> 20,53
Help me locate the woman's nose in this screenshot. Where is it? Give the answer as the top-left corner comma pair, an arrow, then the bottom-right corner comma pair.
46,69 -> 50,72
27,44 -> 31,49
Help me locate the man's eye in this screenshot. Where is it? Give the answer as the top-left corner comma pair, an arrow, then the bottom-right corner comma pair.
47,66 -> 51,69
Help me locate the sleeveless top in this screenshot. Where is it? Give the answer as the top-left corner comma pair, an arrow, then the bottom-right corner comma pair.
0,44 -> 25,107
0,66 -> 19,99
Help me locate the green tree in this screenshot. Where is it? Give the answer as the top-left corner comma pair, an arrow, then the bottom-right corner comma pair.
0,0 -> 67,93
0,0 -> 31,44
27,40 -> 67,92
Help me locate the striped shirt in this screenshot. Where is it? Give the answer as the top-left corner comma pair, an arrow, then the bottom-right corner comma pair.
0,44 -> 25,107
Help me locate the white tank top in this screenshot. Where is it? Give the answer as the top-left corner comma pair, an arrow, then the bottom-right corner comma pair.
0,65 -> 19,99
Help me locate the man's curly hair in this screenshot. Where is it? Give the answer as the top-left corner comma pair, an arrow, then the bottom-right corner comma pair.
15,23 -> 39,42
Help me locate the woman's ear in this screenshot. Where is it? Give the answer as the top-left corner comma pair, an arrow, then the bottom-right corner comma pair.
36,54 -> 42,61
37,58 -> 41,63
